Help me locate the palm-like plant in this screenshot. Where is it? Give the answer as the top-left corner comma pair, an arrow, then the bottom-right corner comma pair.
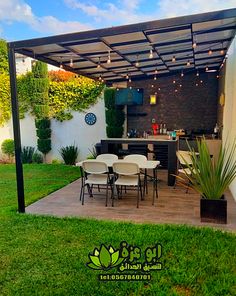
177,138 -> 236,199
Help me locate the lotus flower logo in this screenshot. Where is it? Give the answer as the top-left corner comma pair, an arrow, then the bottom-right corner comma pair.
87,244 -> 124,270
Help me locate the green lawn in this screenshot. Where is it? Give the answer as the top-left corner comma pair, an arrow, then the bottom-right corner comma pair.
0,164 -> 235,296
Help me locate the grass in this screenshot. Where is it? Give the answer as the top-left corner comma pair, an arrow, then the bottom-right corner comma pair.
0,164 -> 235,295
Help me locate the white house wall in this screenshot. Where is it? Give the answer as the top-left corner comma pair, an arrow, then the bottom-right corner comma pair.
223,36 -> 236,200
0,97 -> 106,162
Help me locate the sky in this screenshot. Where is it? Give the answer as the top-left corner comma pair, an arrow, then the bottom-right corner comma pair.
0,0 -> 235,41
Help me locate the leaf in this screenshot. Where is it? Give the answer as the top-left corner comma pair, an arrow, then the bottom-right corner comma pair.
109,246 -> 114,254
112,257 -> 124,268
111,250 -> 119,265
99,245 -> 111,268
87,262 -> 102,270
89,255 -> 101,267
94,248 -> 99,256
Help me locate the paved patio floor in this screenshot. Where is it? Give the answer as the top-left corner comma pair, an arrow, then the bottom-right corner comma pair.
26,171 -> 236,232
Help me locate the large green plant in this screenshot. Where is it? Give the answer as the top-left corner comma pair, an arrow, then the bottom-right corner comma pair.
178,138 -> 236,199
59,144 -> 79,165
1,139 -> 15,161
104,88 -> 125,138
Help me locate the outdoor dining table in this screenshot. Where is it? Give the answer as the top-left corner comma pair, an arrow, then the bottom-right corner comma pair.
76,159 -> 160,205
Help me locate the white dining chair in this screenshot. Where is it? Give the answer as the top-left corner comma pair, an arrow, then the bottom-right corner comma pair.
175,150 -> 194,193
96,153 -> 118,161
81,160 -> 112,206
124,154 -> 148,195
112,161 -> 142,208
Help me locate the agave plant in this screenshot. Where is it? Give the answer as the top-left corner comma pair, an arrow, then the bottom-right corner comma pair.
87,244 -> 124,270
177,137 -> 236,199
59,144 -> 78,165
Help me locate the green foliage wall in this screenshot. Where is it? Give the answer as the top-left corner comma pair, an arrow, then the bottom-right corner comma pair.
104,88 -> 125,138
0,73 -> 11,126
0,39 -> 8,73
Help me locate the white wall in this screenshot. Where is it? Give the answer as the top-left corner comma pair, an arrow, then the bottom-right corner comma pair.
223,36 -> 236,199
0,97 -> 106,162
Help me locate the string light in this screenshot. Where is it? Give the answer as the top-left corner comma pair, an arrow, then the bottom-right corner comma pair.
220,43 -> 225,55
154,75 -> 157,80
129,77 -> 132,83
192,41 -> 197,48
158,87 -> 161,91
149,49 -> 153,59
206,66 -> 209,71
155,68 -> 158,74
70,58 -> 73,67
129,86 -> 132,89
208,48 -> 213,55
135,55 -> 139,67
126,72 -> 129,80
99,75 -> 102,81
173,79 -> 176,84
181,70 -> 184,77
151,84 -> 154,88
179,84 -> 182,88
60,63 -> 63,69
175,89 -> 178,93
196,71 -> 199,77
196,83 -> 199,86
97,57 -> 101,68
200,80 -> 203,84
107,50 -> 111,64
187,60 -> 190,66
172,55 -> 176,62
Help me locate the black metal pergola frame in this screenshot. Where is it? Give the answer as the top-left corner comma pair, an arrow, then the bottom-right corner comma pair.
7,8 -> 236,213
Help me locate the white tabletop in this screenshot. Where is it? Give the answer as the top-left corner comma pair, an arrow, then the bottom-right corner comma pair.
76,159 -> 160,170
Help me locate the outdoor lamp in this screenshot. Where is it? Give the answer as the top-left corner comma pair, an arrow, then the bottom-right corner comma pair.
150,94 -> 157,105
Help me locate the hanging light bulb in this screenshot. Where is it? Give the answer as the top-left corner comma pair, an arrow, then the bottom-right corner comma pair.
158,87 -> 161,91
107,50 -> 111,64
206,66 -> 209,71
187,60 -> 190,66
208,48 -> 213,55
196,83 -> 199,86
151,84 -> 154,88
116,88 -> 119,91
175,89 -> 178,93
155,68 -> 158,74
179,84 -> 182,88
200,80 -> 203,84
220,43 -> 224,55
70,58 -> 73,67
173,79 -> 176,84
149,49 -> 153,59
129,86 -> 132,89
129,77 -> 132,83
154,75 -> 157,81
181,70 -> 184,77
97,57 -> 101,68
172,55 -> 176,62
192,41 -> 197,48
196,71 -> 199,77
99,75 -> 102,81
60,63 -> 63,69
135,55 -> 139,67
126,72 -> 129,80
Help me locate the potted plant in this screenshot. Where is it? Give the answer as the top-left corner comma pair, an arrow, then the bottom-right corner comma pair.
177,138 -> 236,224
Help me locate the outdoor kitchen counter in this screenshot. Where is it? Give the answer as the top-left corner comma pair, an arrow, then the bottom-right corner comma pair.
101,138 -> 178,186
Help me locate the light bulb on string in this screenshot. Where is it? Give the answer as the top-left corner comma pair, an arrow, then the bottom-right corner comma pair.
208,48 -> 213,55
187,60 -> 190,66
154,75 -> 157,81
196,71 -> 199,77
97,57 -> 101,68
149,49 -> 153,59
107,50 -> 111,64
155,68 -> 158,74
135,55 -> 139,67
172,55 -> 176,62
70,58 -> 73,67
181,70 -> 184,77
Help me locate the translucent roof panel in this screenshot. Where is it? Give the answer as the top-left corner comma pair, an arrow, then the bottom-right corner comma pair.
11,8 -> 236,83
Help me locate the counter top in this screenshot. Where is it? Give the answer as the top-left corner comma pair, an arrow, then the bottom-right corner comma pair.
102,137 -> 177,142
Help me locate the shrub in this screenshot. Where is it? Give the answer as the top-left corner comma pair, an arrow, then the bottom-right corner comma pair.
59,145 -> 79,165
104,88 -> 116,109
1,139 -> 15,159
21,146 -> 35,164
106,126 -> 124,138
32,152 -> 43,163
35,118 -> 51,129
37,139 -> 51,155
36,128 -> 51,139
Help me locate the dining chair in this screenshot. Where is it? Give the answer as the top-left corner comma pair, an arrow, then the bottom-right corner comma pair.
81,160 -> 112,206
175,150 -> 193,193
124,154 -> 148,195
96,154 -> 118,161
112,162 -> 142,208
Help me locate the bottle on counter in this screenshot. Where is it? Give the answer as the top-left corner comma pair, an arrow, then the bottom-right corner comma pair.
214,123 -> 219,139
163,124 -> 167,134
160,123 -> 163,134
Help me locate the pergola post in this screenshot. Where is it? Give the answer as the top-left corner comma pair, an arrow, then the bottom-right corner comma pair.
7,45 -> 25,213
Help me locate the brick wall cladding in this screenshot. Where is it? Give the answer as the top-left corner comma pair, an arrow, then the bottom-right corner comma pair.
127,72 -> 218,134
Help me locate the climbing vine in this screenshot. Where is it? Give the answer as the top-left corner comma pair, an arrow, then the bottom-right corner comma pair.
0,73 -> 11,126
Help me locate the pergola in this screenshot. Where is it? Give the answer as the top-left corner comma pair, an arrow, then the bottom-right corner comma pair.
7,8 -> 236,212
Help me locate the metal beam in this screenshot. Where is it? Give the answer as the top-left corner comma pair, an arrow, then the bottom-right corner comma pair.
7,45 -> 25,213
10,8 -> 236,49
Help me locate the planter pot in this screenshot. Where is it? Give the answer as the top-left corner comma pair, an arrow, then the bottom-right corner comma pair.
200,196 -> 227,224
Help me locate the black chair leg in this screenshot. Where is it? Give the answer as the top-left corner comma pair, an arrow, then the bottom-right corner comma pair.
137,184 -> 140,208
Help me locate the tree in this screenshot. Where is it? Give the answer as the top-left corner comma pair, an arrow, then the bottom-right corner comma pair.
0,39 -> 8,73
31,61 -> 51,161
